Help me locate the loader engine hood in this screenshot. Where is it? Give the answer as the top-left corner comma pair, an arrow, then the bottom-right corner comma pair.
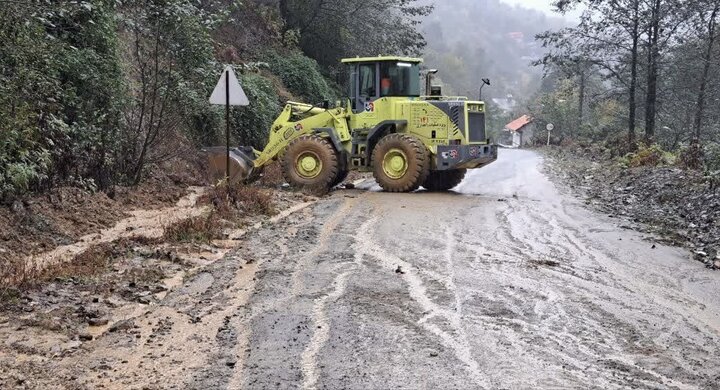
428,100 -> 487,143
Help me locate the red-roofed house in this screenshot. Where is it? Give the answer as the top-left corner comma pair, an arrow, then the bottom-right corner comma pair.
504,115 -> 534,148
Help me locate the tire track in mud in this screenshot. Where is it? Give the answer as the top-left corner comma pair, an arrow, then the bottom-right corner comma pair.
275,195 -> 361,390
299,264 -> 353,389
291,197 -> 360,297
352,215 -> 490,388
532,196 -> 720,340
234,194 -> 370,389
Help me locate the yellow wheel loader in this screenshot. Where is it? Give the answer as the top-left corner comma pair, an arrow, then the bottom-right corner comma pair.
210,56 -> 497,192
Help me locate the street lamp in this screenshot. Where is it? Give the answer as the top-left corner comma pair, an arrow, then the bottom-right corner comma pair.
478,78 -> 490,100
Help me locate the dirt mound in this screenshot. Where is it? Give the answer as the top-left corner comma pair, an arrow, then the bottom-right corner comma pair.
545,147 -> 720,268
114,153 -> 208,209
0,154 -> 207,266
0,188 -> 127,259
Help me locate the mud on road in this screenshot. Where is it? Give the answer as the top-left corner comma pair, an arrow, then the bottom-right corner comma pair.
2,149 -> 720,389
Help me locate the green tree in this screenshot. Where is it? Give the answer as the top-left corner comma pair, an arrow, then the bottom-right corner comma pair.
278,0 -> 432,73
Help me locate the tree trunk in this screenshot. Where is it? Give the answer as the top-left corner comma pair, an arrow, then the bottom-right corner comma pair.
688,3 -> 719,170
693,4 -> 718,141
279,0 -> 289,20
628,0 -> 640,148
644,0 -> 662,143
578,66 -> 585,128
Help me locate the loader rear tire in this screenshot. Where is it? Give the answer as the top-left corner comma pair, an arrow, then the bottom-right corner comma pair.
422,169 -> 467,191
371,134 -> 430,192
282,135 -> 339,191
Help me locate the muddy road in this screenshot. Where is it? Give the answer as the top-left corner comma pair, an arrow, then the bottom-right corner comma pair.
7,149 -> 720,389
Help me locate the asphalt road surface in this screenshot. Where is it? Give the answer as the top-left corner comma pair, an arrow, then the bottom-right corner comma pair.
70,149 -> 720,389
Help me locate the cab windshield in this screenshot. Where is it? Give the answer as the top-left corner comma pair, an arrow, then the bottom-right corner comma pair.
379,62 -> 420,97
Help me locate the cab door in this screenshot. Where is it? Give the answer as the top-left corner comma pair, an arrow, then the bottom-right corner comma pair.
353,62 -> 379,114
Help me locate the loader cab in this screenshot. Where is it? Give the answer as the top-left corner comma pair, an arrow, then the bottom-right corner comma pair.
341,56 -> 422,114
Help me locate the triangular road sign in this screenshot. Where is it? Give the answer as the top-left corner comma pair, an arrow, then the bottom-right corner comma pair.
209,65 -> 249,106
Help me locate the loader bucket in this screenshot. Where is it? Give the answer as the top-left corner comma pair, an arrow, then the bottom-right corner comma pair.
204,146 -> 256,184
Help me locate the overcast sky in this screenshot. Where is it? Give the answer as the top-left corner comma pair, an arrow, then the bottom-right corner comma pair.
501,0 -> 582,19
502,0 -> 556,13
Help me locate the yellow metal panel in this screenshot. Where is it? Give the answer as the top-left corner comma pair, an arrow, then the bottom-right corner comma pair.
341,56 -> 423,64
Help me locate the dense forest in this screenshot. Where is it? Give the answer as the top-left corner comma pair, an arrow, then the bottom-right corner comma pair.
532,0 -> 720,171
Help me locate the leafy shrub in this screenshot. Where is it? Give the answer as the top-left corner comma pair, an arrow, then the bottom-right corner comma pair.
0,0 -> 226,199
603,132 -> 637,157
230,72 -> 282,150
1,0 -> 127,199
702,144 -> 720,192
618,144 -> 675,168
677,142 -> 703,170
262,50 -> 336,104
706,171 -> 720,192
703,142 -> 720,172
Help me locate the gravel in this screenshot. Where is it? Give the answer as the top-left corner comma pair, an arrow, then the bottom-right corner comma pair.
545,147 -> 719,269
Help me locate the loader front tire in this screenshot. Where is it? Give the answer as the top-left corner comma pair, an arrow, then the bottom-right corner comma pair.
372,134 -> 430,192
422,169 -> 467,191
282,135 -> 339,191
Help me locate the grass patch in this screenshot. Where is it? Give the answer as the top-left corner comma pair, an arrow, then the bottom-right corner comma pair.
1,238 -> 143,296
0,287 -> 21,304
38,244 -> 116,283
166,182 -> 277,244
202,182 -> 276,217
126,266 -> 166,285
618,144 -> 676,168
163,213 -> 223,244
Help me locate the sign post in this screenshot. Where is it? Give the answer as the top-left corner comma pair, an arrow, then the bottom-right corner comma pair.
546,123 -> 554,146
209,65 -> 249,180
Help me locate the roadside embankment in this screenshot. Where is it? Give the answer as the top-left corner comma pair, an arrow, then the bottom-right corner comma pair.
543,146 -> 720,269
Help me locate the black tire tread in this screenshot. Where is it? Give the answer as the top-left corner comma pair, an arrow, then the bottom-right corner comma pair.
423,169 -> 467,191
331,169 -> 350,188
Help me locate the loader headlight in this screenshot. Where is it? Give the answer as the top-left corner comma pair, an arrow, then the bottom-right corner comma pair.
467,104 -> 484,112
